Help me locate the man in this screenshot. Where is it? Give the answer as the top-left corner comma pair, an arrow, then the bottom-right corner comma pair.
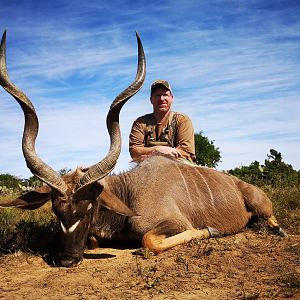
129,80 -> 196,162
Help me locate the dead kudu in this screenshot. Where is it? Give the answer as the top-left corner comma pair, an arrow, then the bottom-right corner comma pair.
0,31 -> 286,267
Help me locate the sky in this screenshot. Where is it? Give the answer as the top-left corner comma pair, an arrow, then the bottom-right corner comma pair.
0,0 -> 299,179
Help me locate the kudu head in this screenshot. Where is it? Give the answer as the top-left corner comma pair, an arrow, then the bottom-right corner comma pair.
0,30 -> 146,267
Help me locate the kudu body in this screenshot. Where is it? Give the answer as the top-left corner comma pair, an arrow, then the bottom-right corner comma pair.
0,31 -> 286,267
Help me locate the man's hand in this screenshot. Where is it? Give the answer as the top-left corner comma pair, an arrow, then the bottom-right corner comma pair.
153,145 -> 182,158
130,145 -> 184,162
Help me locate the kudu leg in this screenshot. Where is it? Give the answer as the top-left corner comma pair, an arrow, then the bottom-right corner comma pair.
87,235 -> 99,249
143,227 -> 218,254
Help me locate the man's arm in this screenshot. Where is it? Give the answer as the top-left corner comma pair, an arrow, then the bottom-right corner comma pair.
173,114 -> 196,161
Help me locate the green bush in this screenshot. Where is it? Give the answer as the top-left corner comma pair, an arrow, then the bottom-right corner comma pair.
0,174 -> 23,190
229,149 -> 299,188
194,131 -> 221,168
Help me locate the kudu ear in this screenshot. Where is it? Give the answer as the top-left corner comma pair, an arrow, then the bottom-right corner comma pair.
98,189 -> 138,217
0,185 -> 51,210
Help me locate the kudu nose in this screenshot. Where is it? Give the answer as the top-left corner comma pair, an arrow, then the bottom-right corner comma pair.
58,253 -> 83,267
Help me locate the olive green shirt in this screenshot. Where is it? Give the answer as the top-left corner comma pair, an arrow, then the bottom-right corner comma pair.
129,112 -> 196,161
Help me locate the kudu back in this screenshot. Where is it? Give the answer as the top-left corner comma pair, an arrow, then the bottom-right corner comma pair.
0,31 -> 286,267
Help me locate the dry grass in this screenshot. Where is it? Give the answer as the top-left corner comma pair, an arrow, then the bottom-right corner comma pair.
0,194 -> 59,255
263,186 -> 300,234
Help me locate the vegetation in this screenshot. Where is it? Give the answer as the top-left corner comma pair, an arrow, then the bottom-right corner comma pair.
194,131 -> 221,168
0,204 -> 59,254
229,149 -> 299,188
0,171 -> 61,255
0,174 -> 23,190
0,174 -> 43,195
0,168 -> 70,194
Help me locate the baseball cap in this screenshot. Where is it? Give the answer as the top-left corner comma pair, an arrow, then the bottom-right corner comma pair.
150,80 -> 172,95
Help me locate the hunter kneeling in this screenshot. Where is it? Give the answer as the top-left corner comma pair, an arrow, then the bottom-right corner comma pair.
129,80 -> 196,163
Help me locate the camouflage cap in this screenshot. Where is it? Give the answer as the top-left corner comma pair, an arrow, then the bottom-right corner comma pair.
150,80 -> 172,95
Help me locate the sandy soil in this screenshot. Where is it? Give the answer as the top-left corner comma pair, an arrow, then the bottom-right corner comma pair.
0,228 -> 299,300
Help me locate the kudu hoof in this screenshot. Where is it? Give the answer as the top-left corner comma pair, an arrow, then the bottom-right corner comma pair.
207,227 -> 221,238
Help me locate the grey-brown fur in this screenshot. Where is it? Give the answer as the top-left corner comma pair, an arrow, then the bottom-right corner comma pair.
91,155 -> 272,242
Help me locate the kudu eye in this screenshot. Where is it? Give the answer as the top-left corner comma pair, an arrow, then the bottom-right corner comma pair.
73,201 -> 93,216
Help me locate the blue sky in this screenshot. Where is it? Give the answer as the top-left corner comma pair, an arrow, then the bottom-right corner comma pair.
0,0 -> 299,178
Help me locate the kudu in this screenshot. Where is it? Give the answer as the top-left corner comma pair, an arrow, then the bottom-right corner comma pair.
0,31 -> 286,267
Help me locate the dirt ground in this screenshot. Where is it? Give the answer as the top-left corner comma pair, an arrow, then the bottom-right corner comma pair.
0,227 -> 299,300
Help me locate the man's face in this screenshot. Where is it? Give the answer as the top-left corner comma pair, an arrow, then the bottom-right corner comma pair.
150,86 -> 173,115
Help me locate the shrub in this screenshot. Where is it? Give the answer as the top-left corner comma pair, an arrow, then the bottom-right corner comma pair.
0,201 -> 60,255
